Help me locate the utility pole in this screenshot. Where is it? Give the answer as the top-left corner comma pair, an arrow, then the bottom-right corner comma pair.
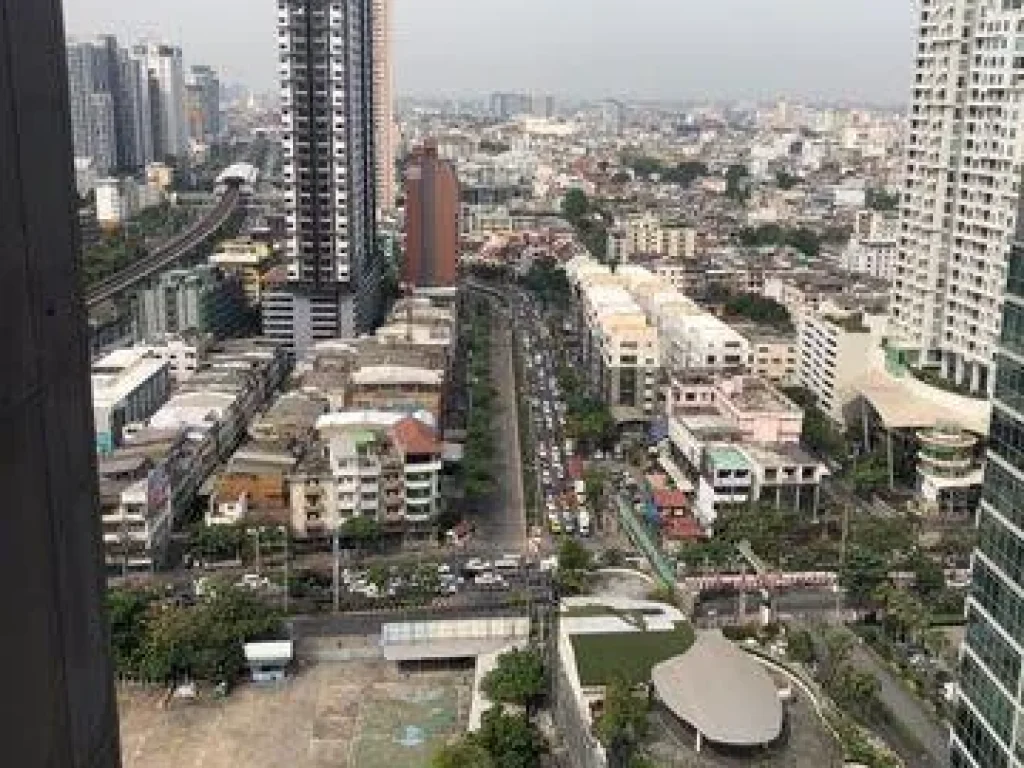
282,526 -> 290,614
836,502 -> 851,622
332,524 -> 341,613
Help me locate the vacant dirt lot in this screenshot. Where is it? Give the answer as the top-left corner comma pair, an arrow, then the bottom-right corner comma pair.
118,661 -> 472,768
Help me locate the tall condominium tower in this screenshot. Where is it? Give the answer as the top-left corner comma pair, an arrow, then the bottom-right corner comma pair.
890,0 -> 1024,394
119,49 -> 154,169
372,0 -> 396,212
403,139 -> 459,288
186,64 -> 221,142
951,204 -> 1024,767
134,42 -> 187,160
264,0 -> 380,352
66,40 -> 118,174
66,35 -> 154,173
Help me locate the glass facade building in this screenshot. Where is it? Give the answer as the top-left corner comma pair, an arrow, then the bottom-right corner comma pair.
952,239 -> 1024,767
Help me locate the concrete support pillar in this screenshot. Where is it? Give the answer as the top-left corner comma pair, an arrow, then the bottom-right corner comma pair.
941,350 -> 954,381
970,362 -> 982,394
0,1 -> 121,765
954,354 -> 966,388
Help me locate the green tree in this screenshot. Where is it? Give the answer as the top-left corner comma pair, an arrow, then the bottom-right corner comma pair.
475,707 -> 545,768
190,522 -> 245,563
787,628 -> 816,665
776,170 -> 801,190
431,740 -> 495,768
839,546 -> 890,608
723,293 -> 793,330
829,664 -> 880,718
781,387 -> 847,460
558,538 -> 594,572
594,679 -> 649,768
910,552 -> 945,600
622,155 -> 664,178
137,588 -> 282,685
107,588 -> 154,676
342,516 -> 381,548
482,647 -> 547,712
561,189 -> 590,222
725,164 -> 749,202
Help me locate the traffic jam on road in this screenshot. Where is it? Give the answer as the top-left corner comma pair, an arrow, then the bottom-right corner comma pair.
514,295 -> 592,540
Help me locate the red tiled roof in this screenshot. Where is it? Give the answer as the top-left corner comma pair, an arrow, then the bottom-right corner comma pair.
662,516 -> 704,541
567,457 -> 585,481
652,489 -> 689,509
389,417 -> 441,455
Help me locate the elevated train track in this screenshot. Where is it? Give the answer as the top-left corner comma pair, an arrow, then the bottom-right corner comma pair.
85,184 -> 243,309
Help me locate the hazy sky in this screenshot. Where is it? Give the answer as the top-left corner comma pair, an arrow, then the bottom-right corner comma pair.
62,0 -> 914,104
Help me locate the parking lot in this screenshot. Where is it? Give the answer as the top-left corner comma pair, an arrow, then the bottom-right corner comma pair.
118,661 -> 472,768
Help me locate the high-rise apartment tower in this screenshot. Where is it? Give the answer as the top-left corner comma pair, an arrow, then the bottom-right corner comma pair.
890,0 -> 1024,394
134,42 -> 187,160
951,196 -> 1024,766
372,0 -> 396,212
264,0 -> 380,352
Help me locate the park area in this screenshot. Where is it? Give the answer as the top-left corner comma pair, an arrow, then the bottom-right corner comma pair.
118,661 -> 472,768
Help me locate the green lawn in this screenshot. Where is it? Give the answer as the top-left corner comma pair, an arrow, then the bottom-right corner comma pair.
570,623 -> 695,686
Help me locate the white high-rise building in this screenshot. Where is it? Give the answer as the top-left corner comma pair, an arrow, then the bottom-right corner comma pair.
372,0 -> 396,213
265,0 -> 380,353
134,42 -> 187,160
890,0 -> 1024,394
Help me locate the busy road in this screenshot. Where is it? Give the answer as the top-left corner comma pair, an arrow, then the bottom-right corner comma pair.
512,291 -> 593,539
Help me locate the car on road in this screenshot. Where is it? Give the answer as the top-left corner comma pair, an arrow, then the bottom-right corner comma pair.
463,558 -> 491,574
474,572 -> 507,589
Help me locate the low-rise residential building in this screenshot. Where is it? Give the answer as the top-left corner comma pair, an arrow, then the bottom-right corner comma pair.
843,209 -> 897,280
664,374 -> 827,525
571,271 -> 660,425
97,340 -> 291,569
210,237 -> 276,306
138,333 -> 214,383
91,347 -> 172,454
763,273 -> 889,321
608,212 -> 696,263
733,324 -> 799,387
289,411 -> 444,540
98,455 -> 172,574
133,265 -> 248,341
797,309 -> 885,424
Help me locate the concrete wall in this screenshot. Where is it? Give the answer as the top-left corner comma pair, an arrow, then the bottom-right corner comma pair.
0,2 -> 121,765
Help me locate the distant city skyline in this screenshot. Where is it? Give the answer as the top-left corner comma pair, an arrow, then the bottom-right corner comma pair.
62,0 -> 914,105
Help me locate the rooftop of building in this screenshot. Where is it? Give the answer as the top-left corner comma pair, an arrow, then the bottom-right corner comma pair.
316,409 -> 436,434
350,365 -> 444,388
389,416 -> 442,455
92,349 -> 169,406
721,376 -> 800,413
740,442 -> 824,470
651,631 -> 784,747
706,445 -> 752,472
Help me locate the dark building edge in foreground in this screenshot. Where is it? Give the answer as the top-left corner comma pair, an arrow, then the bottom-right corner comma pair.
0,1 -> 121,766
